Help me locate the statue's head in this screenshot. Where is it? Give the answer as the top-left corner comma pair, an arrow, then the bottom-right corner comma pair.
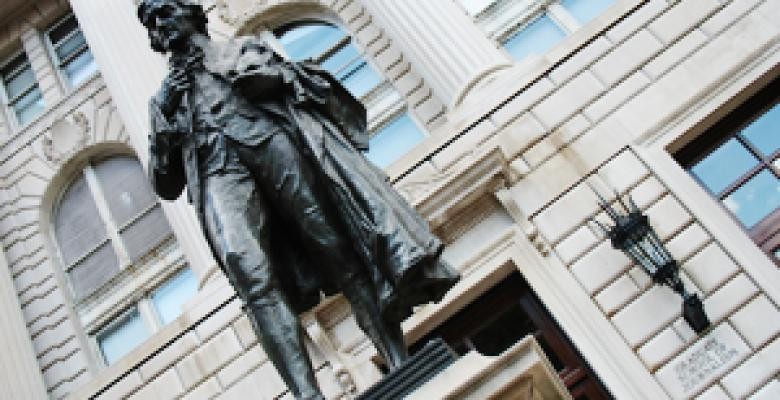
137,0 -> 208,53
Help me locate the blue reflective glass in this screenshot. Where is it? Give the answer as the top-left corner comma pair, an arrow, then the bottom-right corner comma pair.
340,60 -> 381,98
320,42 -> 359,74
55,31 -> 87,60
65,50 -> 97,86
277,23 -> 345,61
14,89 -> 45,126
742,103 -> 780,157
365,114 -> 425,168
691,138 -> 758,194
561,0 -> 616,25
722,169 -> 780,228
151,268 -> 198,325
503,14 -> 566,61
6,66 -> 36,98
320,43 -> 381,97
98,309 -> 150,365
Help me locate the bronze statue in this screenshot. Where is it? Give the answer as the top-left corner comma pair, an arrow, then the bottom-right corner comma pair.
138,1 -> 458,398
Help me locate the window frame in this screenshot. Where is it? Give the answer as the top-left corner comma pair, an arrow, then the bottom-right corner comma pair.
461,0 -> 615,61
272,19 -> 388,102
0,50 -> 45,128
90,265 -> 196,367
50,154 -> 178,311
675,77 -> 780,264
44,12 -> 98,90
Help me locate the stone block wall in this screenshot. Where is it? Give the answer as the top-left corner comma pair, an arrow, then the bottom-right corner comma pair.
3,0 -> 780,399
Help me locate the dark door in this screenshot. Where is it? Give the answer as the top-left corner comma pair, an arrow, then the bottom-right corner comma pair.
415,272 -> 612,399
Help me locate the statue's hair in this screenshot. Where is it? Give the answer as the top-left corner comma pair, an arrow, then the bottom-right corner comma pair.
137,0 -> 208,35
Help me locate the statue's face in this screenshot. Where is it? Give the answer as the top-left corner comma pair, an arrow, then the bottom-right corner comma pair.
141,0 -> 200,53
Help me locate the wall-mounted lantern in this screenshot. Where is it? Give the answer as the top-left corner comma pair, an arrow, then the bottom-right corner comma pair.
591,189 -> 711,334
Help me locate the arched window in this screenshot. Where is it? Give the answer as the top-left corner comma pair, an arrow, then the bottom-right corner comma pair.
54,155 -> 197,365
271,20 -> 425,168
54,155 -> 172,299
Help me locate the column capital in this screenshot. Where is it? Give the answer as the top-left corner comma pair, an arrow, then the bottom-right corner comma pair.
361,0 -> 511,108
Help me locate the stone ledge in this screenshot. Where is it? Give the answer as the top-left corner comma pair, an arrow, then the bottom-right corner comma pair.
408,336 -> 570,400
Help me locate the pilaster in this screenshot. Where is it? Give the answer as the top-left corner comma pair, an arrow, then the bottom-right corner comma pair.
0,247 -> 49,399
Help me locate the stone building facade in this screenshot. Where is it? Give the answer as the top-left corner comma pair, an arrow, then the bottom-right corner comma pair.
0,0 -> 778,399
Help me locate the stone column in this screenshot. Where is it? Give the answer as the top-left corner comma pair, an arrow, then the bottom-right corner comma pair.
0,249 -> 48,399
68,0 -> 218,286
361,0 -> 511,107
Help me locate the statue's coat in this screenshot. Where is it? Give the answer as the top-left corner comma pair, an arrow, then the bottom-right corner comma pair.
148,37 -> 457,321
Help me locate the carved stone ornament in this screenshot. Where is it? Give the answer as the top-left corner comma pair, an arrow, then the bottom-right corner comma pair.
43,112 -> 90,163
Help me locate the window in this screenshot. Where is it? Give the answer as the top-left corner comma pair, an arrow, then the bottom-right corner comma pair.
271,20 -> 426,167
46,13 -> 97,87
675,78 -> 780,264
54,155 -> 174,300
460,0 -> 615,61
97,268 -> 197,364
276,21 -> 381,98
1,52 -> 45,126
365,113 -> 425,168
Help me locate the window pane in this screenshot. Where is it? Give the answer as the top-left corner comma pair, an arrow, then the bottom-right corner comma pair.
339,60 -> 381,98
151,268 -> 198,325
69,241 -> 120,299
5,66 -> 36,98
120,205 -> 173,262
277,23 -> 345,61
13,88 -> 45,126
48,14 -> 79,45
561,0 -> 615,25
741,103 -> 780,157
63,50 -> 97,86
97,308 -> 150,365
320,43 -> 381,97
55,173 -> 107,265
94,156 -> 158,226
55,31 -> 87,61
722,169 -> 780,228
690,138 -> 758,195
503,14 -> 566,61
1,53 -> 27,80
320,41 -> 359,74
365,113 -> 425,167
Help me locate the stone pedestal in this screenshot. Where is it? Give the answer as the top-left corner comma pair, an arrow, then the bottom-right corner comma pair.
407,336 -> 571,400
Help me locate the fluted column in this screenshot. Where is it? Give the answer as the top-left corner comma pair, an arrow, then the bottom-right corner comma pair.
361,0 -> 511,107
69,0 -> 218,286
0,248 -> 48,399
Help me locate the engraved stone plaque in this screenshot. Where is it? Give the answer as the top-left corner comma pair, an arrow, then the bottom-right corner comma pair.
655,324 -> 750,398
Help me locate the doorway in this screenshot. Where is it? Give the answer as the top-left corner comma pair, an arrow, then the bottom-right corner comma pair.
415,272 -> 613,399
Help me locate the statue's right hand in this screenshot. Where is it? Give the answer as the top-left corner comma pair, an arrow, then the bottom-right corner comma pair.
160,69 -> 190,117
